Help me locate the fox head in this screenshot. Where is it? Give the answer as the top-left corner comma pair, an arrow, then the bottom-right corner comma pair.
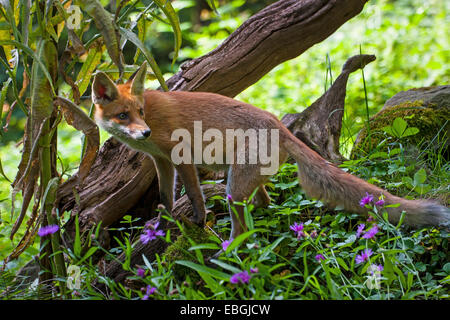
92,62 -> 151,141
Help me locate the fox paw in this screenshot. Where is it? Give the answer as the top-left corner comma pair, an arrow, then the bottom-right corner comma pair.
190,214 -> 206,227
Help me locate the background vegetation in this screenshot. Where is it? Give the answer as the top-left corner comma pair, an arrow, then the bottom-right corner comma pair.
0,0 -> 448,299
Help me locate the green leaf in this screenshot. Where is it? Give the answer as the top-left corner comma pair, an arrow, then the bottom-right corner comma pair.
323,264 -> 342,299
258,236 -> 285,261
209,259 -> 242,274
0,77 -> 11,134
205,0 -> 219,15
78,0 -> 123,75
0,39 -> 56,94
74,214 -> 81,257
225,228 -> 266,253
414,184 -> 431,195
0,157 -> 11,182
383,255 -> 396,285
188,243 -> 219,251
336,257 -> 349,271
369,151 -> 389,160
175,260 -> 230,281
413,168 -> 427,185
75,44 -> 103,96
443,262 -> 450,275
402,176 -> 414,188
119,27 -> 168,91
402,127 -> 419,137
392,117 -> 407,138
77,247 -> 98,264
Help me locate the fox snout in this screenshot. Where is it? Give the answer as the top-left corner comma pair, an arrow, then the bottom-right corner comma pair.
137,128 -> 152,140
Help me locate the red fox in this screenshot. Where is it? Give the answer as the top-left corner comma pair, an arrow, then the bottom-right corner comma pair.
92,62 -> 449,239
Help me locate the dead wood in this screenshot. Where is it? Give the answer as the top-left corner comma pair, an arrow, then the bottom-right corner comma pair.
281,54 -> 376,163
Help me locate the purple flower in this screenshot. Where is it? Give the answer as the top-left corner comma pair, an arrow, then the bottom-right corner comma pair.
145,221 -> 160,229
310,230 -> 318,238
140,223 -> 165,244
250,267 -> 259,274
315,254 -> 325,262
137,268 -> 145,277
142,285 -> 156,300
230,271 -> 251,284
222,240 -> 232,251
359,192 -> 374,207
227,194 -> 233,202
355,248 -> 373,264
362,224 -> 379,239
356,224 -> 365,238
367,215 -> 375,222
369,264 -> 384,275
375,199 -> 385,206
289,222 -> 305,239
38,224 -> 59,237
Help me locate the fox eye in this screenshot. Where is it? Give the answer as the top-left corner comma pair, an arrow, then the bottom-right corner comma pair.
117,112 -> 129,120
139,108 -> 144,116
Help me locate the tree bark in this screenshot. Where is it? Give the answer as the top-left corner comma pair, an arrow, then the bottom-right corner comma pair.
281,54 -> 376,162
57,0 -> 369,235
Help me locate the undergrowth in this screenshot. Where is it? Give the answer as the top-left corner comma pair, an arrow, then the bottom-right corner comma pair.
1,134 -> 448,300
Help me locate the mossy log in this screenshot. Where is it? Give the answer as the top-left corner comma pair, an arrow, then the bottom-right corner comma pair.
351,86 -> 450,159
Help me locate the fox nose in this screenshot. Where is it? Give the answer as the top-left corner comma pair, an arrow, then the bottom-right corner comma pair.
143,129 -> 151,138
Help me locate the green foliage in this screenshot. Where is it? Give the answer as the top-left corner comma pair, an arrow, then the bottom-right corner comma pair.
383,117 -> 420,139
351,101 -> 449,159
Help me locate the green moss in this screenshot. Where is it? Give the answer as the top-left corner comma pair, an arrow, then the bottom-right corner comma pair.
351,100 -> 449,159
162,221 -> 216,286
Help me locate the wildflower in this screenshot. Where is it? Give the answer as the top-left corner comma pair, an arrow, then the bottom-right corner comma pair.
356,223 -> 365,238
355,248 -> 373,264
142,285 -> 156,300
359,192 -> 374,207
367,215 -> 375,222
310,229 -> 318,238
222,240 -> 232,251
368,264 -> 384,275
315,254 -> 325,262
137,268 -> 145,278
227,194 -> 233,202
362,224 -> 379,239
230,271 -> 251,284
289,222 -> 305,238
375,199 -> 385,206
366,264 -> 383,289
250,267 -> 259,274
38,224 -> 59,237
140,222 -> 165,244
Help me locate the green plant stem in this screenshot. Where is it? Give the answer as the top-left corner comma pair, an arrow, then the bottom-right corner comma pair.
360,45 -> 371,154
40,118 -> 67,297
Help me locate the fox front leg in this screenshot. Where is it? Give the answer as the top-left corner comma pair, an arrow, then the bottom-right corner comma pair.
153,156 -> 175,213
175,163 -> 207,226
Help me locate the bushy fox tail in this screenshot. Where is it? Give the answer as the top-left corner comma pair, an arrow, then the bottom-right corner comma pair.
280,128 -> 450,228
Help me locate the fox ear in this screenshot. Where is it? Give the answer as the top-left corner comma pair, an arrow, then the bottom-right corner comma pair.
92,72 -> 119,105
130,61 -> 147,96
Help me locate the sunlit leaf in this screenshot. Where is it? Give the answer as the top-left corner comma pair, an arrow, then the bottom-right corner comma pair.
75,43 -> 103,97
78,0 -> 123,76
119,27 -> 168,91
